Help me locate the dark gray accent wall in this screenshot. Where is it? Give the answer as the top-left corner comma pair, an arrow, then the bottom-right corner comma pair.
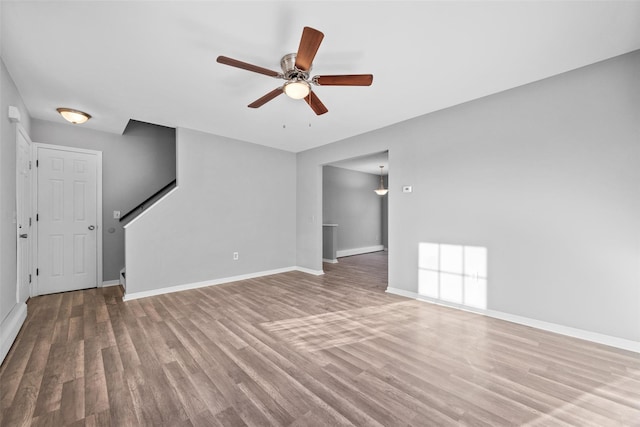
322,166 -> 383,252
31,119 -> 176,281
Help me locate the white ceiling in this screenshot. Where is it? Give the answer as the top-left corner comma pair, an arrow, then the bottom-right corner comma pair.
2,1 -> 640,153
328,151 -> 389,176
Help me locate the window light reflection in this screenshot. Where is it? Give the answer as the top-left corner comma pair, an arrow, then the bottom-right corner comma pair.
418,242 -> 487,309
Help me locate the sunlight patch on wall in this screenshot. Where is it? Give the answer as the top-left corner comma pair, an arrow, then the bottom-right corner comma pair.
418,242 -> 487,309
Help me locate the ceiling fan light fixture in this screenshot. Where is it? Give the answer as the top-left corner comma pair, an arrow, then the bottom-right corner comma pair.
217,27 -> 372,115
57,107 -> 91,124
283,80 -> 310,99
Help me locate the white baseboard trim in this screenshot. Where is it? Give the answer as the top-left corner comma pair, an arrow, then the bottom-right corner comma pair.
123,266 -> 325,301
100,280 -> 120,288
0,302 -> 27,365
123,266 -> 297,301
336,245 -> 384,258
386,287 -> 640,354
294,266 -> 325,276
322,258 -> 338,264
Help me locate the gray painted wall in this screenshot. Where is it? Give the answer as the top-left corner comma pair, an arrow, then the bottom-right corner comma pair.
381,175 -> 388,249
297,50 -> 640,342
0,57 -> 31,323
30,119 -> 176,281
125,127 -> 296,294
322,166 -> 383,252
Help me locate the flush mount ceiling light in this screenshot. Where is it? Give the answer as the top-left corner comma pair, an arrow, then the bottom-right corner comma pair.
283,79 -> 311,99
56,108 -> 91,124
374,165 -> 389,196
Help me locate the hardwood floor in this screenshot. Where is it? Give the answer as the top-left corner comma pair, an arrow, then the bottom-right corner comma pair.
1,251 -> 639,426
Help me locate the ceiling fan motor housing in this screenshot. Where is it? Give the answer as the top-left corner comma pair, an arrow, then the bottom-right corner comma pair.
281,53 -> 310,80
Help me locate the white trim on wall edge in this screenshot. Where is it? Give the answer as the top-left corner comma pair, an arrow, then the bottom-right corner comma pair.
295,266 -> 325,276
336,245 -> 384,258
386,287 -> 640,354
100,280 -> 120,288
323,258 -> 338,264
123,266 -> 324,301
123,186 -> 179,229
0,303 -> 27,365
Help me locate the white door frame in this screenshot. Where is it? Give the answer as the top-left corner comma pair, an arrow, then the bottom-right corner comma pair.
16,124 -> 33,303
32,143 -> 103,296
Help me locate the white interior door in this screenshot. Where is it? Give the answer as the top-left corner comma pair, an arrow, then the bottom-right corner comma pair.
16,126 -> 32,302
36,146 -> 99,295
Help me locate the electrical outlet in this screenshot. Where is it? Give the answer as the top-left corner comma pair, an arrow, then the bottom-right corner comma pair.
233,252 -> 239,261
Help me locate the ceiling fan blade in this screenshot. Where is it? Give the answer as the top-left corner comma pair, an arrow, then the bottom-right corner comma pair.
248,88 -> 283,108
295,27 -> 324,71
314,74 -> 373,86
217,56 -> 280,78
304,91 -> 328,115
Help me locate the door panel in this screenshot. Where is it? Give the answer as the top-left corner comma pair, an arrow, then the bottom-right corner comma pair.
16,128 -> 32,302
37,147 -> 98,294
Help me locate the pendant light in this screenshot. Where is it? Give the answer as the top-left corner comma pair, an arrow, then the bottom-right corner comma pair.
374,165 -> 389,196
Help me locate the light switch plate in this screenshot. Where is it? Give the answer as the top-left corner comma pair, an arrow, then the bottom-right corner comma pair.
113,210 -> 121,219
402,186 -> 413,193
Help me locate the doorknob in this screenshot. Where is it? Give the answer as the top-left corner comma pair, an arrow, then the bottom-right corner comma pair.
19,233 -> 28,238
88,225 -> 95,230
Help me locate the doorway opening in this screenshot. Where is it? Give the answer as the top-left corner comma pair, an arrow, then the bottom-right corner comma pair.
321,150 -> 389,291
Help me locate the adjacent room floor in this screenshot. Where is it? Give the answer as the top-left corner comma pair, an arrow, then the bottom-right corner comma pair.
1,252 -> 638,426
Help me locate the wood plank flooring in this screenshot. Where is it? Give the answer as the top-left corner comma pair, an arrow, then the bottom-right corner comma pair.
1,251 -> 639,426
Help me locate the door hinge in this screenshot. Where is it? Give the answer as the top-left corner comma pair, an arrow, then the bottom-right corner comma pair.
36,213 -> 39,221
29,160 -> 32,170
36,159 -> 39,167
29,274 -> 32,283
29,217 -> 32,226
36,268 -> 39,276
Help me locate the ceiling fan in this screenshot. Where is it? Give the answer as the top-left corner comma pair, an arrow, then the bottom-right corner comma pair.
216,26 -> 373,115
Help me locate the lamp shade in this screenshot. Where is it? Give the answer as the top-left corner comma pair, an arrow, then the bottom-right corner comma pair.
283,80 -> 310,99
57,108 -> 91,124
